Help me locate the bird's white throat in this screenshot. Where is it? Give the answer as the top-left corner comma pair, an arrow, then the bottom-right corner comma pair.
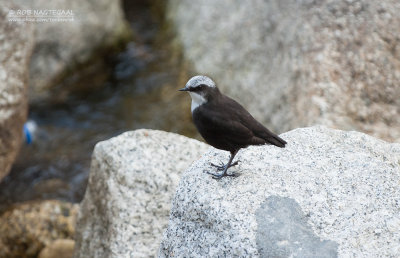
189,92 -> 207,113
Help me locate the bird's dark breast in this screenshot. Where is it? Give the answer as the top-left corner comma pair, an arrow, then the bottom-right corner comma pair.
192,103 -> 262,152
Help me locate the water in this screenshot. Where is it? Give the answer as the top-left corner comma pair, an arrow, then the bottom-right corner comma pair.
0,1 -> 199,212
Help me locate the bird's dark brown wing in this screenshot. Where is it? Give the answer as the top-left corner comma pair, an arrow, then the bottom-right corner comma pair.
193,103 -> 265,152
220,95 -> 287,148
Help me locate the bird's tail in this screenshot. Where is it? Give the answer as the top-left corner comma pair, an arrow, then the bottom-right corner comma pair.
266,134 -> 287,148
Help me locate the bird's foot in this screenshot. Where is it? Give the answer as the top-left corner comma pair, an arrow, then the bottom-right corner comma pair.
210,161 -> 239,171
206,170 -> 239,179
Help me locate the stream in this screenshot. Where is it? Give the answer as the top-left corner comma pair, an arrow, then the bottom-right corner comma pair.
0,1 -> 199,212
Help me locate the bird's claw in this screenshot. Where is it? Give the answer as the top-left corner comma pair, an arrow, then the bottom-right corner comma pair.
210,162 -> 226,171
210,160 -> 239,171
206,171 -> 238,179
207,160 -> 240,179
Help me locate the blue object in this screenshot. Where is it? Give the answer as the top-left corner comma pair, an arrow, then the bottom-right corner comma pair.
23,123 -> 32,144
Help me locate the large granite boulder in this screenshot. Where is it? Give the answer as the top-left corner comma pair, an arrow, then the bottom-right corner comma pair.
74,129 -> 209,257
168,0 -> 400,142
159,126 -> 400,257
0,3 -> 34,181
11,0 -> 131,103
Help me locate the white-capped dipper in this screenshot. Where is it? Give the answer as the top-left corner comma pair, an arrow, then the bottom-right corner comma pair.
179,75 -> 287,179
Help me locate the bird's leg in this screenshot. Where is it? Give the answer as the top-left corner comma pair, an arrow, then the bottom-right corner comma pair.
207,151 -> 239,179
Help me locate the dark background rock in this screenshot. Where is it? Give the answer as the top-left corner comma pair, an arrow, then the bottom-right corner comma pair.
0,3 -> 34,181
10,0 -> 132,104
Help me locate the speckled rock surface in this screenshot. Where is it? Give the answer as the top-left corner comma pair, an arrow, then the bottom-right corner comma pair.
74,129 -> 208,257
159,126 -> 400,257
0,200 -> 78,257
0,3 -> 34,181
10,0 -> 131,103
168,0 -> 400,143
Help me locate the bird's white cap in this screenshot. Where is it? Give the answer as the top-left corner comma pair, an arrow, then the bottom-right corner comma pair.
185,75 -> 216,89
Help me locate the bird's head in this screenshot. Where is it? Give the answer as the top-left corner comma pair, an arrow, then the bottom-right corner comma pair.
179,76 -> 219,109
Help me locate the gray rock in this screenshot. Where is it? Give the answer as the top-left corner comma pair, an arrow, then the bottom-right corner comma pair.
11,0 -> 131,103
0,3 -> 34,180
168,0 -> 400,143
159,126 -> 400,257
74,129 -> 208,258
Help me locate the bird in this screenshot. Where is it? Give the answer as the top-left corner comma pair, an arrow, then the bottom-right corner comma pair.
179,75 -> 287,179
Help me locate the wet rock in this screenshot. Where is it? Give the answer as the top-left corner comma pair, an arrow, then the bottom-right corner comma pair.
159,126 -> 400,257
0,3 -> 34,181
256,196 -> 338,257
0,200 -> 78,257
74,129 -> 209,257
10,0 -> 132,103
38,239 -> 75,258
168,0 -> 400,142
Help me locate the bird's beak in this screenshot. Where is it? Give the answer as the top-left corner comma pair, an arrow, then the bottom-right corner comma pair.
178,88 -> 189,92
